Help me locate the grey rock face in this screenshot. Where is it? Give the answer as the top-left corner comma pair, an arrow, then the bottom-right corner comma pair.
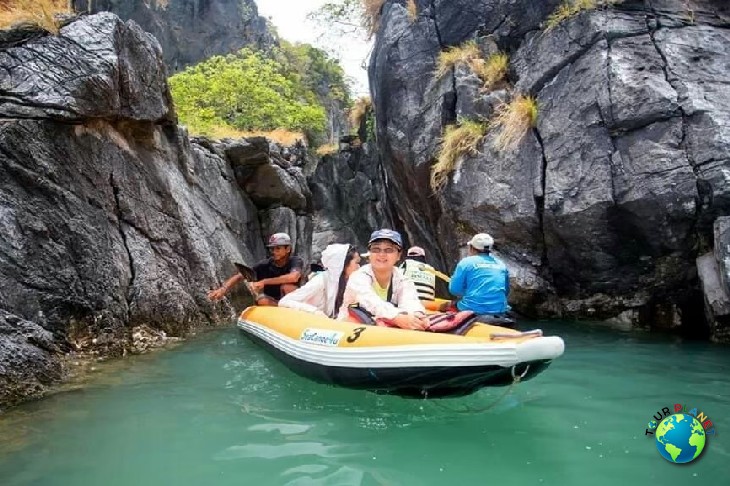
0,13 -> 312,408
309,144 -> 396,257
655,25 -> 730,224
0,118 -> 259,342
215,136 -> 313,260
697,252 -> 730,339
242,163 -> 309,211
72,0 -> 275,72
369,2 -> 453,268
0,13 -> 172,121
223,136 -> 310,211
369,0 -> 730,339
714,217 -> 730,292
0,311 -> 63,410
703,217 -> 730,342
432,0 -> 562,46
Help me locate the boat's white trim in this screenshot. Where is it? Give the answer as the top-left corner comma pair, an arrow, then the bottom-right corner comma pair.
237,319 -> 564,369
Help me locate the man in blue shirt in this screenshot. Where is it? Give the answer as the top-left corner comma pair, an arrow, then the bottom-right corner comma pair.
448,233 -> 511,317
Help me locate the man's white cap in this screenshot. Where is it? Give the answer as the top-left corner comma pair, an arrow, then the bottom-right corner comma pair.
267,232 -> 292,247
467,233 -> 494,250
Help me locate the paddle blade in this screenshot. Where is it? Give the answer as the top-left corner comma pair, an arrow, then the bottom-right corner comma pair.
234,262 -> 256,281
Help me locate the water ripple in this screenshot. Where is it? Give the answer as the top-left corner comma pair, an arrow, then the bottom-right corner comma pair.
213,442 -> 354,461
1,325 -> 728,485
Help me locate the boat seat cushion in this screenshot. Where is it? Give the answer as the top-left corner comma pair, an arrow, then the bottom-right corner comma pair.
425,311 -> 476,334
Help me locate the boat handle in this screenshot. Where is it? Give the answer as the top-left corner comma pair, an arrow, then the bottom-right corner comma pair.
490,329 -> 543,340
511,364 -> 530,382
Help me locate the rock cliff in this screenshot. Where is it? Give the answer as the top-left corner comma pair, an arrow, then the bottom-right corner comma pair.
72,1 -> 349,145
309,141 -> 396,256
72,0 -> 275,72
0,13 -> 311,408
369,0 -> 730,339
4,0 -> 730,410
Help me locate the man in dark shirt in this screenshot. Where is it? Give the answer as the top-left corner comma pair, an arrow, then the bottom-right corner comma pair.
207,232 -> 303,306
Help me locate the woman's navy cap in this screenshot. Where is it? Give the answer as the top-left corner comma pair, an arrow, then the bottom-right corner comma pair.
368,229 -> 403,247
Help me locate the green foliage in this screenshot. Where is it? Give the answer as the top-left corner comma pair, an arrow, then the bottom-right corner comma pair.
273,41 -> 350,105
271,41 -> 350,146
365,110 -> 376,142
169,46 -> 348,141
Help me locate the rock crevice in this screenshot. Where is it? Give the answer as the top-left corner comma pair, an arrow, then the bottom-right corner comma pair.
109,171 -> 134,313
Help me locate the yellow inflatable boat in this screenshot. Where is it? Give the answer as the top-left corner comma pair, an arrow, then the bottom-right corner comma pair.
237,306 -> 565,398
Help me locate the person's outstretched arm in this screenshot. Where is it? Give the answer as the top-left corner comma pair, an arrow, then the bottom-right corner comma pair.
208,273 -> 243,301
250,257 -> 303,291
344,271 -> 402,320
345,272 -> 428,330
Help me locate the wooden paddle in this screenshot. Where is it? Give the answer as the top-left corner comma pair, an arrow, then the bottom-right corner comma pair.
418,264 -> 451,283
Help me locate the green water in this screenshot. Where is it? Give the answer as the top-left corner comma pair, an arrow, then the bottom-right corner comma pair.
1,322 -> 728,485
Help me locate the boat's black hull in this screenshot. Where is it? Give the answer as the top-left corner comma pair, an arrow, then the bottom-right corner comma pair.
242,330 -> 552,398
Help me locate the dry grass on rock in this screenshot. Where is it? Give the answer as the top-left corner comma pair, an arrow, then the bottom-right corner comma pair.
0,0 -> 71,34
430,120 -> 486,192
491,95 -> 538,152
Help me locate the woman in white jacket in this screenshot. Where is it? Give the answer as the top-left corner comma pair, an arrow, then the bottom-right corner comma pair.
279,244 -> 361,317
336,229 -> 428,330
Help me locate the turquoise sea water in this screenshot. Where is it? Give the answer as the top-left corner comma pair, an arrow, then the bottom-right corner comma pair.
0,321 -> 728,485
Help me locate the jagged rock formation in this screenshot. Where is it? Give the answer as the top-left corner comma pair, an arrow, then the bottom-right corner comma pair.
72,0 -> 348,143
0,311 -> 62,410
199,135 -> 313,265
369,0 -> 730,339
309,141 -> 396,257
72,0 -> 275,72
4,1 -> 729,410
697,217 -> 730,342
0,13 -> 311,407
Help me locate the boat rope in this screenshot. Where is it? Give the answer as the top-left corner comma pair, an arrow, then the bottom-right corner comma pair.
425,364 -> 531,414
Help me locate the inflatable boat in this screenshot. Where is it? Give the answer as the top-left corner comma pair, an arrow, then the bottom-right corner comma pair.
237,306 -> 564,398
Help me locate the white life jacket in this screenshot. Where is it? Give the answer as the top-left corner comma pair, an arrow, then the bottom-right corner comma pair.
400,259 -> 436,301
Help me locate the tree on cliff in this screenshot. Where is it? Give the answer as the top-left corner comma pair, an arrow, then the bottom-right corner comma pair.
169,48 -> 328,141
